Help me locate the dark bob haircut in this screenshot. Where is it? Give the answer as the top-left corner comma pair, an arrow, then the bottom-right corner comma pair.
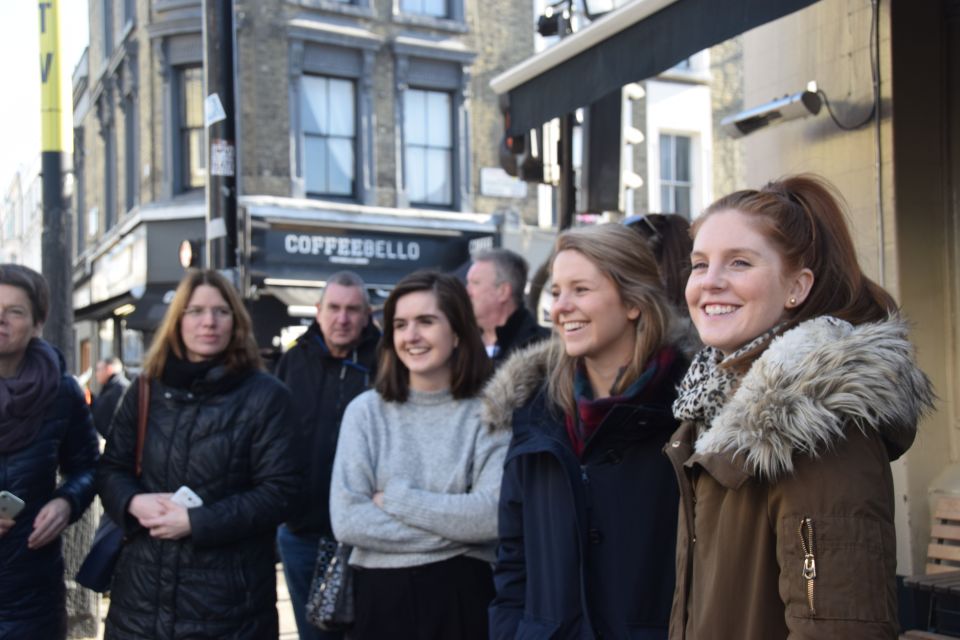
375,270 -> 491,402
0,263 -> 50,326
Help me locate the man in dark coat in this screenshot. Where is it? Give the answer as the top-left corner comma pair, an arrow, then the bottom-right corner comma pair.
466,248 -> 548,367
274,271 -> 380,640
91,356 -> 129,437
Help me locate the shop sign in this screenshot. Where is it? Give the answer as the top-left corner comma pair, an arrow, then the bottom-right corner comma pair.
252,225 -> 494,284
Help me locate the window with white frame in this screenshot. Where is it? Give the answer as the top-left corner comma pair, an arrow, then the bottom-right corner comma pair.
403,89 -> 453,206
659,133 -> 692,217
400,0 -> 448,18
177,65 -> 205,192
301,75 -> 356,198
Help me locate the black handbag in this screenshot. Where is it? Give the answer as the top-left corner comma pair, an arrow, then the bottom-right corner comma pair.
305,539 -> 355,631
76,376 -> 150,593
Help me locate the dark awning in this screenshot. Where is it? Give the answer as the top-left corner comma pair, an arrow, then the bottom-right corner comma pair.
492,0 -> 821,134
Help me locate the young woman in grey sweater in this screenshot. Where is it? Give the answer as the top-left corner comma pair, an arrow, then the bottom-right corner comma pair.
330,271 -> 510,639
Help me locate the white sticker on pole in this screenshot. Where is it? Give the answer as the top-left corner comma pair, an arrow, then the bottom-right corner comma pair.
205,94 -> 227,127
210,139 -> 235,177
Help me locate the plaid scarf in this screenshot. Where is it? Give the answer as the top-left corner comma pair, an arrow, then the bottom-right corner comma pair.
565,347 -> 677,458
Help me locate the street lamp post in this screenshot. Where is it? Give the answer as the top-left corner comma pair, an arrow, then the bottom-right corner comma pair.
202,0 -> 238,275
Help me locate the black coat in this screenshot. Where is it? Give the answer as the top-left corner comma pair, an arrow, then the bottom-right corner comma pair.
492,306 -> 549,367
274,320 -> 379,535
0,352 -> 99,640
92,373 -> 130,437
486,343 -> 684,640
97,368 -> 302,640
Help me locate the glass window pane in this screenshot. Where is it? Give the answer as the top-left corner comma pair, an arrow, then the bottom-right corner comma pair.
301,76 -> 327,134
327,138 -> 354,196
182,68 -> 204,128
660,185 -> 672,212
424,148 -> 451,204
400,0 -> 422,12
304,136 -> 328,194
426,92 -> 452,147
676,186 -> 691,216
423,0 -> 447,17
328,79 -> 355,136
404,90 -> 427,146
405,147 -> 426,203
186,129 -> 206,189
659,135 -> 673,181
675,135 -> 691,181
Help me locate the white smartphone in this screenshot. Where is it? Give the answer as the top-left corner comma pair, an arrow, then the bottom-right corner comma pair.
0,490 -> 25,519
170,486 -> 204,508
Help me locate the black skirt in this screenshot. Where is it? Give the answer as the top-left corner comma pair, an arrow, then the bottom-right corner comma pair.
349,554 -> 494,640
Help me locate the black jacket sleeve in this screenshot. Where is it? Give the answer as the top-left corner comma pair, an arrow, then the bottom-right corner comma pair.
489,455 -> 527,639
96,378 -> 146,533
52,376 -> 100,523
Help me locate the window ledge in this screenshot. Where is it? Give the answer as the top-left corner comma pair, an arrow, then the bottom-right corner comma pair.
392,12 -> 468,34
287,0 -> 376,19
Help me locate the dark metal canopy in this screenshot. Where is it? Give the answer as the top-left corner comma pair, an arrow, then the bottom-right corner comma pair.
492,0 -> 821,134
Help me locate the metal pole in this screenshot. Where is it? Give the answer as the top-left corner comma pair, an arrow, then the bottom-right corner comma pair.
37,0 -> 73,366
202,0 -> 238,271
557,112 -> 576,230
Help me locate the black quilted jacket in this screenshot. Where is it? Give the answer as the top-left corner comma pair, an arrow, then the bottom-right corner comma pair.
0,350 -> 99,640
97,368 -> 302,640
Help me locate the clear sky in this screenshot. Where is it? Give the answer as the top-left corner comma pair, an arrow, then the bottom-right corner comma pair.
0,1 -> 89,190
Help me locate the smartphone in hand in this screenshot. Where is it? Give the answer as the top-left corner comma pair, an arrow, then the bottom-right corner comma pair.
0,490 -> 25,519
170,486 -> 203,509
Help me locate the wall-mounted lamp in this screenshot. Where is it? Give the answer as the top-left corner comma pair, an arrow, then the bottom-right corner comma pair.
721,82 -> 822,138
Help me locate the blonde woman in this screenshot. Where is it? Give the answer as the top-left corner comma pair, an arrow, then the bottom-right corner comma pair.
487,224 -> 688,639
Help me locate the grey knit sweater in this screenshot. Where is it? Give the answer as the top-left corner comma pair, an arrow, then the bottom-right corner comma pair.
329,388 -> 510,568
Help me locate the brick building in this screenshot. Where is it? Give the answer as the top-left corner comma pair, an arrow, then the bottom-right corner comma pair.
72,0 -> 536,370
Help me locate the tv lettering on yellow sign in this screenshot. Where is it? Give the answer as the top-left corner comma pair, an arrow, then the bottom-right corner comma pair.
38,0 -> 69,153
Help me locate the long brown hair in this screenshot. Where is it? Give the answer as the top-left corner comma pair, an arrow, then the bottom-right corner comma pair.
142,269 -> 263,378
546,224 -> 677,417
375,270 -> 491,402
694,174 -> 897,370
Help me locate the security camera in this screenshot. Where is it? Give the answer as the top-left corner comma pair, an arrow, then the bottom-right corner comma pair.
721,89 -> 822,138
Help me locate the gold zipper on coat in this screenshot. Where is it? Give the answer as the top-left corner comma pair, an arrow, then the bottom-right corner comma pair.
798,517 -> 817,616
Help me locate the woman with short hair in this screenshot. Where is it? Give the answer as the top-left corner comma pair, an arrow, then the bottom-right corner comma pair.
330,270 -> 508,640
97,269 -> 301,640
0,264 -> 99,640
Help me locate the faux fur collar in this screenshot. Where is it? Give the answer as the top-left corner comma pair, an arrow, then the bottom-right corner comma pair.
483,339 -> 554,431
695,315 -> 935,480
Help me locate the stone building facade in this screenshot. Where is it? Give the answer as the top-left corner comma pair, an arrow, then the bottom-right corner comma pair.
72,0 -> 536,368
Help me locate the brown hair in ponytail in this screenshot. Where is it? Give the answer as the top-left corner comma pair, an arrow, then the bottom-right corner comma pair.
692,174 -> 896,369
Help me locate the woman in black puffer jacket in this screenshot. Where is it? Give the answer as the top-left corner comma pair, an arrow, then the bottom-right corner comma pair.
0,264 -> 99,640
97,269 -> 302,640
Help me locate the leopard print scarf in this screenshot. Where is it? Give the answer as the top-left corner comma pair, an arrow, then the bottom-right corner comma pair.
672,327 -> 781,435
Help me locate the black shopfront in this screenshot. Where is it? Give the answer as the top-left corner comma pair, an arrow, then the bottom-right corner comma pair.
239,197 -> 500,351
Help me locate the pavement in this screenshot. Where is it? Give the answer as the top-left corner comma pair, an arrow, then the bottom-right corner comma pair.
93,564 -> 300,639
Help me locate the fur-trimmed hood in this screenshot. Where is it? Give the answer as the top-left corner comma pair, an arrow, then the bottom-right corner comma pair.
483,339 -> 553,432
482,331 -> 693,432
695,315 -> 935,480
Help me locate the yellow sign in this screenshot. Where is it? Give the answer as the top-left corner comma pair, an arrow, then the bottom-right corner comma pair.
38,0 -> 70,152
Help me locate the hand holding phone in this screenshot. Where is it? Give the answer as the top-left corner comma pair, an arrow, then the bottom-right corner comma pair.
0,490 -> 25,519
170,486 -> 203,509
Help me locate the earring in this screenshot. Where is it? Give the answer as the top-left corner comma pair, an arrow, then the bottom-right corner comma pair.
789,297 -> 797,306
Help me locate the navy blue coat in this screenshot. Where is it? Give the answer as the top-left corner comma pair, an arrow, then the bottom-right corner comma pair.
0,353 -> 99,640
487,345 -> 684,640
